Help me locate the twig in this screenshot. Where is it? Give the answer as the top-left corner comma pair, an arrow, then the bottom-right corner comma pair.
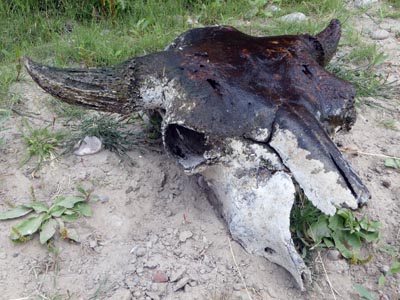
228,238 -> 254,300
340,147 -> 399,160
316,251 -> 341,300
8,297 -> 31,300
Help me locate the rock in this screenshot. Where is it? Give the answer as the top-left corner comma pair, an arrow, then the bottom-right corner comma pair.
179,230 -> 193,242
327,249 -> 341,261
152,270 -> 168,283
173,277 -> 190,292
98,194 -> 109,203
354,0 -> 378,7
0,252 -> 7,260
144,260 -> 158,269
145,291 -> 160,300
379,265 -> 390,275
74,136 -> 102,156
270,5 -> 281,12
370,29 -> 390,40
136,247 -> 147,257
233,284 -> 242,291
382,180 -> 391,188
170,267 -> 186,282
109,288 -> 132,300
280,12 -> 307,23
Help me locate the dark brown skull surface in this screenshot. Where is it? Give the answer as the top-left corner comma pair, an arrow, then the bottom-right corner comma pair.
25,19 -> 370,290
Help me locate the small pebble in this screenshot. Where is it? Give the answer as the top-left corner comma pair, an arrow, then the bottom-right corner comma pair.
179,230 -> 193,242
327,249 -> 341,261
173,277 -> 190,292
152,270 -> 168,283
144,260 -> 158,269
98,195 -> 109,203
136,247 -> 147,257
382,180 -> 391,188
170,267 -> 186,282
370,29 -> 390,40
379,265 -> 390,275
0,252 -> 7,260
74,136 -> 102,156
354,0 -> 378,7
280,12 -> 307,22
109,288 -> 132,300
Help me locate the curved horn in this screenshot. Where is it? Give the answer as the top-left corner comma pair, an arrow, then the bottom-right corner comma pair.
24,56 -> 165,114
315,19 -> 341,66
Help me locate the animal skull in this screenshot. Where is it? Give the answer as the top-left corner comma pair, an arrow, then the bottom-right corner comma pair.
25,19 -> 370,290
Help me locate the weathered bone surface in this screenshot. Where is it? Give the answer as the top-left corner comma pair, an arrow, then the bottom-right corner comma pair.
25,19 -> 370,290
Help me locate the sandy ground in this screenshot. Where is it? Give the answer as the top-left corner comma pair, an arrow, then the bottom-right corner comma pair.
0,9 -> 399,300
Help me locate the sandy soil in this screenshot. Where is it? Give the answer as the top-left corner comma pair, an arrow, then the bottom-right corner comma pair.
0,9 -> 399,300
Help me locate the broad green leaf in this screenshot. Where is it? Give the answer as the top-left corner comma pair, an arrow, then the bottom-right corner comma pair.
10,214 -> 45,240
49,205 -> 66,217
0,206 -> 33,220
62,212 -> 79,222
389,261 -> 400,274
359,218 -> 381,232
378,274 -> 385,288
323,237 -> 334,248
24,202 -> 48,213
60,227 -> 80,242
358,231 -> 379,243
331,231 -> 353,259
56,197 -> 85,208
353,284 -> 377,300
328,214 -> 345,231
307,216 -> 331,244
384,158 -> 400,169
53,196 -> 65,205
73,202 -> 91,217
76,185 -> 87,196
39,218 -> 57,244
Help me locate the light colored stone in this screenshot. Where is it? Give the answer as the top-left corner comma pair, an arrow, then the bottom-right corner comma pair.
326,249 -> 341,261
280,12 -> 307,23
370,29 -> 390,40
354,0 -> 378,8
179,230 -> 193,242
109,288 -> 132,300
74,136 -> 102,156
173,277 -> 190,291
170,267 -> 186,282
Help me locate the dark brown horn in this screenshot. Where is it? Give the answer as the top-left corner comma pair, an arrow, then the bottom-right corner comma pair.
315,19 -> 341,66
24,56 -> 165,114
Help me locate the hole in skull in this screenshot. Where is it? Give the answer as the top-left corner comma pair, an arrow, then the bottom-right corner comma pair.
264,247 -> 276,255
165,124 -> 210,160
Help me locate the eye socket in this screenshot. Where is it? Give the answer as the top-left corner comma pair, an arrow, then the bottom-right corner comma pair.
165,124 -> 210,161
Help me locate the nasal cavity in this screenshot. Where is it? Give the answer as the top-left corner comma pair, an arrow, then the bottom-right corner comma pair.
165,124 -> 210,159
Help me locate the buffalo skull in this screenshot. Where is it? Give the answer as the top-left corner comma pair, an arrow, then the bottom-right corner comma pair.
25,19 -> 370,290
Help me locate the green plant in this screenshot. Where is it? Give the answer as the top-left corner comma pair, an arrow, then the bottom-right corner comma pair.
384,157 -> 400,169
354,283 -> 377,300
20,121 -> 65,169
70,113 -> 139,154
0,186 -> 95,244
291,197 -> 381,263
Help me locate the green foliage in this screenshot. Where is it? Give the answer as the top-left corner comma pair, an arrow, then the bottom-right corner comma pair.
291,197 -> 381,263
69,113 -> 139,155
384,158 -> 400,169
20,121 -> 65,169
0,186 -> 96,244
354,283 -> 377,300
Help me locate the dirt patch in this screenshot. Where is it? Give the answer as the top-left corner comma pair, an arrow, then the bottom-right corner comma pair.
0,13 -> 399,300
